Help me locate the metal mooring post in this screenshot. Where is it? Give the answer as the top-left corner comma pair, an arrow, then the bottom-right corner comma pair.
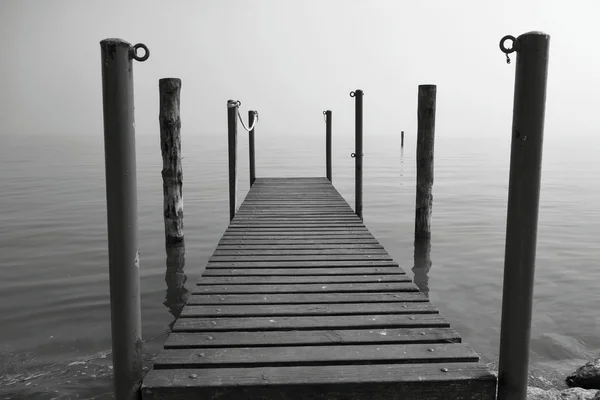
227,100 -> 238,221
248,110 -> 256,186
100,38 -> 149,400
497,31 -> 550,400
324,110 -> 332,182
350,90 -> 363,219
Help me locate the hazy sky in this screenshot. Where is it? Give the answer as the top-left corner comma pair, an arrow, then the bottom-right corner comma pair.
1,0 -> 598,139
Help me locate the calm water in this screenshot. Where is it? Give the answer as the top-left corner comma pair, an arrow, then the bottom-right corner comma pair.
2,130 -> 599,398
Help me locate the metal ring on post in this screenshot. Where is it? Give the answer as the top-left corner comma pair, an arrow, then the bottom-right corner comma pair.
351,153 -> 356,158
131,43 -> 149,62
349,91 -> 356,98
499,35 -> 517,54
499,35 -> 517,64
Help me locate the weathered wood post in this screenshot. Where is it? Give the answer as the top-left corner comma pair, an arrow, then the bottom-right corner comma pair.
248,110 -> 256,186
324,110 -> 332,182
100,38 -> 148,400
350,90 -> 363,219
415,85 -> 436,239
497,31 -> 550,400
227,100 -> 238,221
412,238 -> 432,297
164,245 -> 188,330
159,78 -> 184,247
401,130 -> 404,148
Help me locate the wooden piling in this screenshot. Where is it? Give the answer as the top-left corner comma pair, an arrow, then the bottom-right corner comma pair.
227,100 -> 238,221
164,245 -> 188,330
248,110 -> 256,186
401,131 -> 404,148
159,78 -> 184,247
412,238 -> 432,297
415,85 -> 436,239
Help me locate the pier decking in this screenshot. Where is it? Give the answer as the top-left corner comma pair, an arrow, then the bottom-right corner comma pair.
142,177 -> 496,399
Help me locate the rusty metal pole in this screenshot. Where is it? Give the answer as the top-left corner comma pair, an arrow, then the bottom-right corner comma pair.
351,90 -> 363,219
497,31 -> 550,400
324,110 -> 332,182
227,100 -> 238,221
100,38 -> 149,400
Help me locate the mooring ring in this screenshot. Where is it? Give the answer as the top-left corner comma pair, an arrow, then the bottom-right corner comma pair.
351,153 -> 356,158
349,91 -> 355,98
131,43 -> 149,62
499,35 -> 517,54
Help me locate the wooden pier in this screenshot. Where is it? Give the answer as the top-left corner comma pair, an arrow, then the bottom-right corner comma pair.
142,177 -> 496,400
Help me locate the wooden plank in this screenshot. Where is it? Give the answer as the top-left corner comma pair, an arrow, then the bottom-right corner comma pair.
173,314 -> 450,332
142,363 -> 496,400
181,302 -> 436,317
212,249 -> 389,256
216,244 -> 384,250
218,239 -> 380,245
235,211 -> 356,215
232,216 -> 359,220
206,261 -> 400,268
164,327 -> 462,348
193,282 -> 417,294
229,224 -> 366,228
202,267 -> 405,276
153,343 -> 479,369
208,255 -> 393,262
231,218 -> 362,222
222,233 -> 375,238
197,275 -> 411,285
187,292 -> 427,305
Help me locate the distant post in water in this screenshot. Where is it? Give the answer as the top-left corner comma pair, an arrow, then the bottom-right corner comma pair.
350,90 -> 363,219
415,85 -> 436,239
401,130 -> 405,148
324,110 -> 332,182
497,32 -> 550,400
159,78 -> 184,247
248,110 -> 256,186
227,100 -> 238,221
100,38 -> 148,400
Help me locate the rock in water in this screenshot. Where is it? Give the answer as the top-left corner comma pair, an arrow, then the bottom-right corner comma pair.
567,359 -> 600,389
527,387 -> 600,400
528,387 -> 560,400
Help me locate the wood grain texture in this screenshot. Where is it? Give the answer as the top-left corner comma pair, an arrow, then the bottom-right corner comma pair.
143,177 -> 496,400
142,363 -> 496,400
192,282 -> 417,294
181,302 -> 436,317
187,292 -> 428,305
153,343 -> 479,368
158,78 -> 184,246
172,314 -> 449,332
196,275 -> 410,285
164,327 -> 461,348
205,261 -> 400,268
201,267 -> 405,276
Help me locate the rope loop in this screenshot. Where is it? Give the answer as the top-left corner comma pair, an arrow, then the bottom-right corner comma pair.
237,108 -> 259,132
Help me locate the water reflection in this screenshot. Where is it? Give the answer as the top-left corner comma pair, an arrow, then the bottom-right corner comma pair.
164,245 -> 189,329
400,146 -> 404,177
412,238 -> 432,297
